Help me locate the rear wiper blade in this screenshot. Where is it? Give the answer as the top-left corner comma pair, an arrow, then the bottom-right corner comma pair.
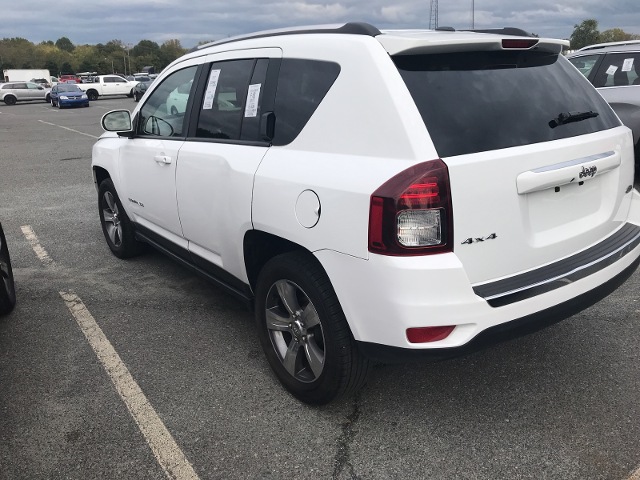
549,111 -> 599,128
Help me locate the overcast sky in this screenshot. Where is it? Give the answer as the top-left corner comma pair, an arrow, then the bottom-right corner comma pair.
5,0 -> 640,48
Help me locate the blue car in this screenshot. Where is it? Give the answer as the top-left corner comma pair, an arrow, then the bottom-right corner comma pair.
50,83 -> 89,108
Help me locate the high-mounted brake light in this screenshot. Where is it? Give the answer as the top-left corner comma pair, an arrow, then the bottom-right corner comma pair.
502,39 -> 539,49
368,159 -> 453,256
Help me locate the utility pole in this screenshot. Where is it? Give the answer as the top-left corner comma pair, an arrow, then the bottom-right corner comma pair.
472,0 -> 475,28
429,0 -> 439,29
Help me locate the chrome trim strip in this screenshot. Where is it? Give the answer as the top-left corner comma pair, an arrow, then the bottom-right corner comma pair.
531,151 -> 615,173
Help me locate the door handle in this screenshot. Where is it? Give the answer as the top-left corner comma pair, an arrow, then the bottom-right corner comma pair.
154,155 -> 172,164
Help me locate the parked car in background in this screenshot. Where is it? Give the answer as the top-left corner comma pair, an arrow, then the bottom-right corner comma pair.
77,75 -> 137,100
30,78 -> 51,88
93,23 -> 640,404
567,41 -> 640,170
132,76 -> 154,102
50,83 -> 89,108
0,222 -> 16,316
59,74 -> 81,84
0,82 -> 51,105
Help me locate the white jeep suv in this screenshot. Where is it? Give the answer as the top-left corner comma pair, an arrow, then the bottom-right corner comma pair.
92,23 -> 640,404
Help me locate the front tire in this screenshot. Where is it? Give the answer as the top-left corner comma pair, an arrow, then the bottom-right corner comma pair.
0,225 -> 16,316
98,179 -> 145,259
255,252 -> 370,404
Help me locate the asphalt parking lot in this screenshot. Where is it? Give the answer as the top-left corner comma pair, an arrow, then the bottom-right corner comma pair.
1,97 -> 640,480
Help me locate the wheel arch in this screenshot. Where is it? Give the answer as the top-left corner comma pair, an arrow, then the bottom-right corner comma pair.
93,166 -> 111,192
244,230 -> 320,291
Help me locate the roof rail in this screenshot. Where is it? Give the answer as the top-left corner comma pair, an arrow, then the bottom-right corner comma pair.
462,27 -> 538,38
577,39 -> 640,52
193,22 -> 381,52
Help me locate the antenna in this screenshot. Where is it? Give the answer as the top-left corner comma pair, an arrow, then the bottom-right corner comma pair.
429,0 -> 439,29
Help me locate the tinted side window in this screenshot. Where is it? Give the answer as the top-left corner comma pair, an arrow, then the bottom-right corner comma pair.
592,52 -> 640,87
195,59 -> 255,140
395,52 -> 620,157
137,66 -> 198,138
567,54 -> 600,79
272,59 -> 340,146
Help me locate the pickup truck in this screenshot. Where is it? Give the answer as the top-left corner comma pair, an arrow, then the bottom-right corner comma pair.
77,75 -> 137,100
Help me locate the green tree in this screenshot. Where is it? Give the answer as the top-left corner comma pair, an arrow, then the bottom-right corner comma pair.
600,28 -> 640,43
55,36 -> 75,53
570,19 -> 600,50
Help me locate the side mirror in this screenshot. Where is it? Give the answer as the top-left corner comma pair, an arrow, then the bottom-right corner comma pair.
101,110 -> 132,132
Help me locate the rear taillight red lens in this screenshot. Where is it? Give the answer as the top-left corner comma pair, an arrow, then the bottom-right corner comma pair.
368,159 -> 453,256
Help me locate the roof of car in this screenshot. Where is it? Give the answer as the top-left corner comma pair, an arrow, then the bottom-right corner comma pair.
573,40 -> 640,54
185,21 -> 567,61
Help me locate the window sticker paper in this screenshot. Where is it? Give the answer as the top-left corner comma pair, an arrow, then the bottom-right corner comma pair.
244,83 -> 261,118
622,58 -> 634,72
606,65 -> 618,76
202,69 -> 221,110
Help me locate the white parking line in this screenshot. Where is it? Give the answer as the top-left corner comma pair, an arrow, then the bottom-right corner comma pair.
60,292 -> 200,480
20,225 -> 55,267
37,119 -> 99,139
629,466 -> 640,480
19,225 -> 199,479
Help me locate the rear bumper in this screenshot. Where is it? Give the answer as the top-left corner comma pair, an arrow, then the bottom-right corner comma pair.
316,221 -> 640,352
356,255 -> 639,363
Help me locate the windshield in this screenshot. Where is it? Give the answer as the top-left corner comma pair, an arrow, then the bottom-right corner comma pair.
58,84 -> 82,92
394,51 -> 620,157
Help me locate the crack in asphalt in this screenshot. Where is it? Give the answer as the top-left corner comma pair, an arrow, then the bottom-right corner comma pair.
332,396 -> 361,479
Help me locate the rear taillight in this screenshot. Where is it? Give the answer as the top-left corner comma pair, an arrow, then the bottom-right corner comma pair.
368,159 -> 453,256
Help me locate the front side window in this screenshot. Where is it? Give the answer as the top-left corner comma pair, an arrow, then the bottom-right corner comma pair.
137,66 -> 198,138
567,54 -> 600,79
395,51 -> 620,157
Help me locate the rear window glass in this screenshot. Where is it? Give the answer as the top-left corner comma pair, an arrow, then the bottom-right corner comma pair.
394,51 -> 620,157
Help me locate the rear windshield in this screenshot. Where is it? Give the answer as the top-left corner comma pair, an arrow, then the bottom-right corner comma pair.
394,51 -> 620,157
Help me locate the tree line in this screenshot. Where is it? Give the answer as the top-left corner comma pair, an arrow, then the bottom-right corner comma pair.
0,36 -> 188,77
570,19 -> 640,51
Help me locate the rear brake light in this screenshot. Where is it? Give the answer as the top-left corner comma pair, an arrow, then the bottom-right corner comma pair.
502,39 -> 539,49
407,326 -> 455,343
368,159 -> 453,256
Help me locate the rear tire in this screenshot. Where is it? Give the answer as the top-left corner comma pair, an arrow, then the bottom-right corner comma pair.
0,225 -> 16,316
4,96 -> 16,106
255,252 -> 370,404
87,90 -> 99,101
98,179 -> 146,259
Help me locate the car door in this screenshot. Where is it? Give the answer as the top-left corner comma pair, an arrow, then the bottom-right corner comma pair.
176,49 -> 280,283
117,63 -> 200,250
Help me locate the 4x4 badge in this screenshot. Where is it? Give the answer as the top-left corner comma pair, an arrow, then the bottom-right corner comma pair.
461,233 -> 497,245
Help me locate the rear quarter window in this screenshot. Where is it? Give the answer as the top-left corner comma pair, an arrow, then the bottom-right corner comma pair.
272,59 -> 340,146
394,51 -> 621,157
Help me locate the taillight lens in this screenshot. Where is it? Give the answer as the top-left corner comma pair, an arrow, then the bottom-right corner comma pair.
368,159 -> 453,256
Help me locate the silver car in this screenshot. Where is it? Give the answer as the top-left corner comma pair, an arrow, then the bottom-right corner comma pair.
0,81 -> 51,105
567,41 -> 640,169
